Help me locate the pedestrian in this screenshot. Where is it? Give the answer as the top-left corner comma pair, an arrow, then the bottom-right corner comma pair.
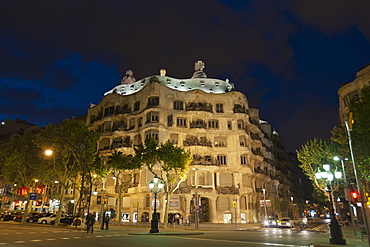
86,213 -> 95,233
104,213 -> 110,230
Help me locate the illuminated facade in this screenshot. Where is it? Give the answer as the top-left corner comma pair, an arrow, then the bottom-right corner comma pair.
338,64 -> 370,123
86,61 -> 295,224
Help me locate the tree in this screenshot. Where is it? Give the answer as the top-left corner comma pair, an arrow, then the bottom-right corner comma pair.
297,138 -> 342,202
0,132 -> 49,224
35,118 -> 100,225
107,151 -> 142,224
135,138 -> 192,228
348,85 -> 370,184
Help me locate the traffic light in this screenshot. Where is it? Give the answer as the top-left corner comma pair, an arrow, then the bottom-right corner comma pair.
350,191 -> 359,201
348,112 -> 354,130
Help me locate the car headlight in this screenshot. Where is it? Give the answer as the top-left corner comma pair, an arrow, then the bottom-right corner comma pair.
272,221 -> 276,225
264,220 -> 268,225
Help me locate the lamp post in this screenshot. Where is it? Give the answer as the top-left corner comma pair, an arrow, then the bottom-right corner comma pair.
315,164 -> 346,245
334,156 -> 357,236
262,189 -> 268,221
149,176 -> 164,233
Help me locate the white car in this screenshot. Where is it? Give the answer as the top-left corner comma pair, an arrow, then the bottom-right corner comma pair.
37,214 -> 66,224
277,218 -> 294,228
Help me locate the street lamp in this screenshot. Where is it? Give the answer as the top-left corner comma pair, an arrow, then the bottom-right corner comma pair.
315,164 -> 346,245
334,156 -> 357,237
148,176 -> 164,233
262,189 -> 268,222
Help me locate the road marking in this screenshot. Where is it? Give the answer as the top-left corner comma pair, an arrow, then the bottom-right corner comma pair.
95,235 -> 103,237
60,237 -> 70,239
0,243 -> 7,245
46,239 -> 57,240
169,236 -> 308,247
73,236 -> 81,239
31,240 -> 42,242
14,241 -> 26,243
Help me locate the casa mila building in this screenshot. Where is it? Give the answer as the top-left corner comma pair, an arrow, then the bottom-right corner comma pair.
86,61 -> 302,224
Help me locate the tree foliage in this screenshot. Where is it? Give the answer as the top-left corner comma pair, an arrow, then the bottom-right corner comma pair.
348,84 -> 370,183
134,137 -> 192,228
107,150 -> 142,224
0,132 -> 49,223
34,118 -> 101,224
297,138 -> 341,198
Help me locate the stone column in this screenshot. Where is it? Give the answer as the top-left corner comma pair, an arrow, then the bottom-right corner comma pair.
210,197 -> 218,223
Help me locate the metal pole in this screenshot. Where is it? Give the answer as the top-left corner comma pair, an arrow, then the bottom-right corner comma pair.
195,188 -> 199,229
345,121 -> 370,245
262,189 -> 267,220
327,184 -> 346,245
339,159 -> 357,236
136,200 -> 139,228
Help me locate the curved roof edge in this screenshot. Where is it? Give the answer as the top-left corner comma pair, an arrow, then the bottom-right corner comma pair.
104,76 -> 235,96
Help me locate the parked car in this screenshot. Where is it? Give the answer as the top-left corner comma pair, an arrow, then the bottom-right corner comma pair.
50,215 -> 76,225
277,218 -> 295,228
13,215 -> 24,222
38,214 -> 67,224
261,216 -> 278,228
1,212 -> 21,221
26,213 -> 50,223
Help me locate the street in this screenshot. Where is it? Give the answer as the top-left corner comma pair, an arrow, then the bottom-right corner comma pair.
0,221 -> 367,247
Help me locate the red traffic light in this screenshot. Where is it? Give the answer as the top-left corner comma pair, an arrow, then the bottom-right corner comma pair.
350,191 -> 359,201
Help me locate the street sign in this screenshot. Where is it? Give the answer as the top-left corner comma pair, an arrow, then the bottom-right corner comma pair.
29,193 -> 37,200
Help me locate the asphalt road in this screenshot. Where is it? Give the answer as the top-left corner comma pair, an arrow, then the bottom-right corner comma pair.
0,221 -> 367,247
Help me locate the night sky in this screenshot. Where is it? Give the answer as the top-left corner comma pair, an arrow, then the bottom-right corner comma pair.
1,1 -> 369,152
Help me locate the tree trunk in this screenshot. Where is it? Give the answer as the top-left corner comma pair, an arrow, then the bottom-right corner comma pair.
117,183 -> 123,225
21,197 -> 32,225
162,191 -> 169,229
54,184 -> 66,226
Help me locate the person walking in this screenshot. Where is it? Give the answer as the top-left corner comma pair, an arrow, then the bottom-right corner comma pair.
104,213 -> 110,230
86,213 -> 95,233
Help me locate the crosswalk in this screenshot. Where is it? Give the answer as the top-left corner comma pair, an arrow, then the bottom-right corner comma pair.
310,224 -> 329,232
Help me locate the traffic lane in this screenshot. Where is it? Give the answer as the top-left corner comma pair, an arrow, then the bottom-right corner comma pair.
1,233 -> 313,247
166,228 -> 318,246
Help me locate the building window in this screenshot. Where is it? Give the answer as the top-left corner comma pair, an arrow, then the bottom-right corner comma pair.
217,155 -> 227,165
216,104 -> 223,113
129,118 -> 135,130
228,121 -> 232,130
103,121 -> 111,132
99,138 -> 110,150
134,134 -> 142,146
146,111 -> 159,123
237,120 -> 244,130
104,106 -> 115,116
208,120 -> 219,129
145,129 -> 159,140
220,173 -> 233,186
173,101 -> 184,110
134,101 -> 140,111
176,117 -> 187,127
138,117 -> 143,127
169,133 -> 178,144
214,136 -> 227,147
239,136 -> 246,146
240,154 -> 247,165
148,96 -> 159,106
167,115 -> 173,127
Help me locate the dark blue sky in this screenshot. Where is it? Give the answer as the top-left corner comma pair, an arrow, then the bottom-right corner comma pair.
1,0 -> 369,152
